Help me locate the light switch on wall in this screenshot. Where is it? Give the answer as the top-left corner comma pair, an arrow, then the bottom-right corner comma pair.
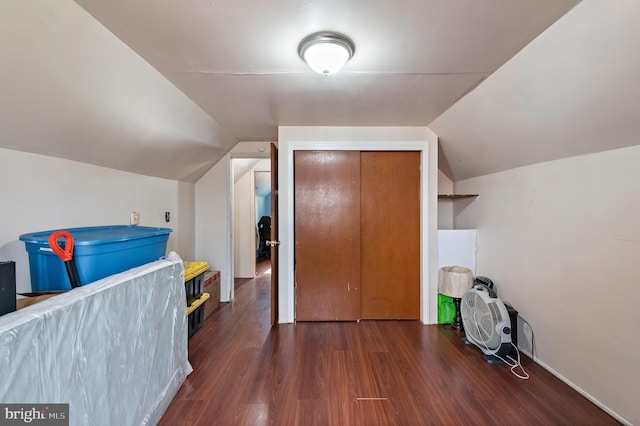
130,212 -> 140,225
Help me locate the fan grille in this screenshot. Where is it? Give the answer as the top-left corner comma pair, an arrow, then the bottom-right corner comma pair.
488,301 -> 503,323
462,292 -> 496,348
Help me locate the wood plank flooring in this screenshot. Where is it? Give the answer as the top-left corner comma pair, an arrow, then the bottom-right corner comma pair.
160,259 -> 618,425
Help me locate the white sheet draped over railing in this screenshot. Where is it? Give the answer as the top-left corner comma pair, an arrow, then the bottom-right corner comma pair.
0,252 -> 191,426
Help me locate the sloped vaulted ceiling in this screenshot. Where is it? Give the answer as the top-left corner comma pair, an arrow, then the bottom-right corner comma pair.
430,0 -> 640,181
5,0 -> 614,182
1,0 -> 236,182
72,0 -> 579,143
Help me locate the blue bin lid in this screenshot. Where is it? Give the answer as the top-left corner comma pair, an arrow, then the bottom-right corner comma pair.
19,225 -> 172,245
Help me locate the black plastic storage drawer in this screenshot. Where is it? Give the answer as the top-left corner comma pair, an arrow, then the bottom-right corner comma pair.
185,272 -> 204,305
184,261 -> 208,305
188,303 -> 205,338
186,292 -> 210,339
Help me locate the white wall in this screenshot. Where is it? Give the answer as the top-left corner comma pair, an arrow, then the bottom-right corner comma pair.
176,181 -> 196,260
277,126 -> 439,324
0,148 -> 195,292
438,169 -> 454,229
195,154 -> 230,300
454,145 -> 640,425
233,171 -> 255,278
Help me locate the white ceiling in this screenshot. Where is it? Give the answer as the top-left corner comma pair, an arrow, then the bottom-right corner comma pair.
72,0 -> 579,143
4,0 -> 639,183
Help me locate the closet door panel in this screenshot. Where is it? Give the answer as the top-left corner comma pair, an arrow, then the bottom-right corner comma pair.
361,151 -> 420,319
295,151 -> 361,321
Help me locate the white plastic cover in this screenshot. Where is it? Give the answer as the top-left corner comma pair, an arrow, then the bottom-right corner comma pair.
0,252 -> 191,425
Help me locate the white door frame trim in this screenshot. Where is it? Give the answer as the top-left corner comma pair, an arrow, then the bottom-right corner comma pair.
223,153 -> 270,303
278,139 -> 433,324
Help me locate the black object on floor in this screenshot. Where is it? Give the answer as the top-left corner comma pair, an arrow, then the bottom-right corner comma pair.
504,302 -> 518,354
257,216 -> 271,257
0,261 -> 16,316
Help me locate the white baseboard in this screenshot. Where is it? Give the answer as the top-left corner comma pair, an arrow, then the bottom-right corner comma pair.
518,348 -> 630,425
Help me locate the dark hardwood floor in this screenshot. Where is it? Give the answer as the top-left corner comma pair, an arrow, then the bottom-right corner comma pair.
160,258 -> 617,425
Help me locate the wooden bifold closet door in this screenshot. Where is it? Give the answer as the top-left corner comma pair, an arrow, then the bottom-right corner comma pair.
360,151 -> 420,319
295,150 -> 420,321
295,151 -> 362,321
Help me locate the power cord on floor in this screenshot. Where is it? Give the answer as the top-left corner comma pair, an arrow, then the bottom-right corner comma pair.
503,344 -> 529,380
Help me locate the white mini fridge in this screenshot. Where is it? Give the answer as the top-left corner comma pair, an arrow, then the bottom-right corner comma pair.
437,229 -> 477,274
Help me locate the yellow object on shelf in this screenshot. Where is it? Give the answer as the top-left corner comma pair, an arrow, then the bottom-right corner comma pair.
186,292 -> 210,316
184,261 -> 209,282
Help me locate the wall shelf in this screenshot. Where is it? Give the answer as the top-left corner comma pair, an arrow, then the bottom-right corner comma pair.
438,194 -> 478,200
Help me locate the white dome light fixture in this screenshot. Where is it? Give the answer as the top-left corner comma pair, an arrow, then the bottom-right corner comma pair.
298,32 -> 355,75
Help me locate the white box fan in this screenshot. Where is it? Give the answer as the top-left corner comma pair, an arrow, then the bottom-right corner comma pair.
461,283 -> 513,364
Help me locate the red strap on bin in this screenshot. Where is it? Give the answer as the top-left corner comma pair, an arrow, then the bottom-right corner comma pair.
48,230 -> 74,262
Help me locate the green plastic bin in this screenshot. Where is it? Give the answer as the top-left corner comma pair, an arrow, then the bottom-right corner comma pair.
438,293 -> 455,324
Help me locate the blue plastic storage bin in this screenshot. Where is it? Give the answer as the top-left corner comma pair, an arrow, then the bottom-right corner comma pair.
19,225 -> 172,291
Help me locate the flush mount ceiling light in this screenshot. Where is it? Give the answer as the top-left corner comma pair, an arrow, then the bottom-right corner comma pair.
298,31 -> 355,75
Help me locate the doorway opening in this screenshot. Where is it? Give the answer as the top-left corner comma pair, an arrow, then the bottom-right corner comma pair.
232,159 -> 271,281
235,256 -> 271,292
255,171 -> 272,260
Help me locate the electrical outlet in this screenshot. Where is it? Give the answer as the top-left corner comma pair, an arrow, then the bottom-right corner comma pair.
130,212 -> 140,225
165,211 -> 170,223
